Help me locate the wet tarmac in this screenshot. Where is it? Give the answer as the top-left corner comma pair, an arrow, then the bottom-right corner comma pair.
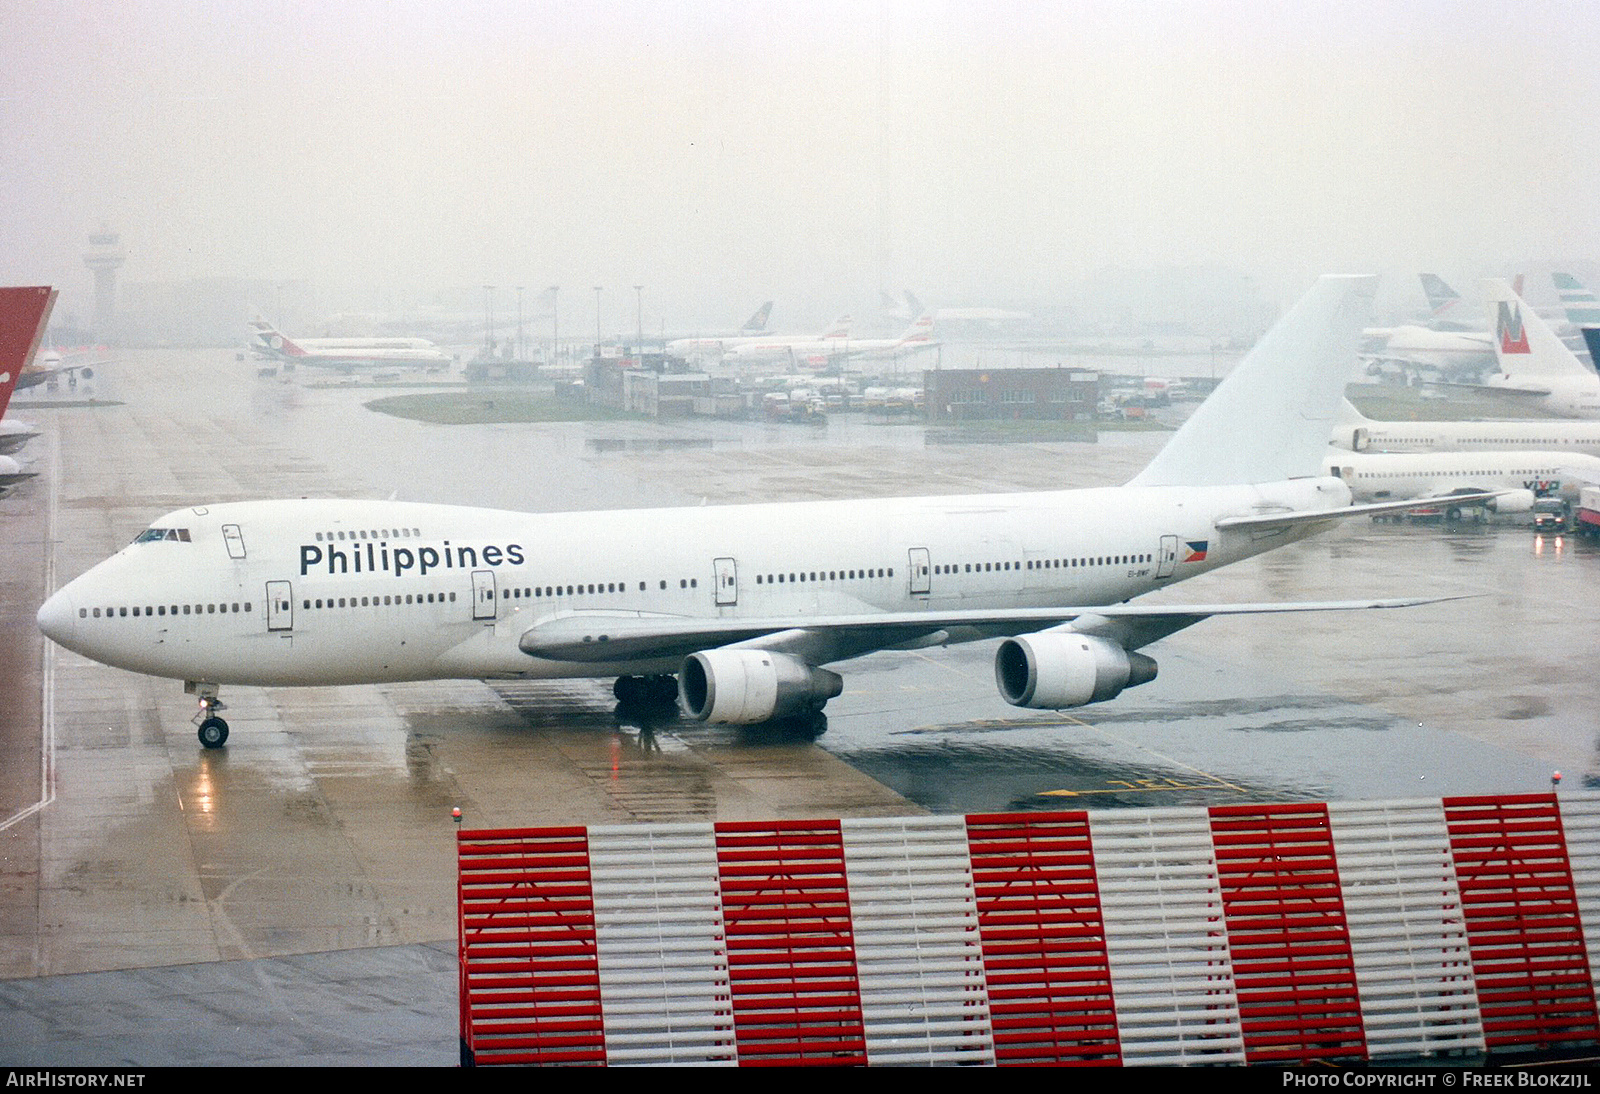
1,349 -> 1595,1065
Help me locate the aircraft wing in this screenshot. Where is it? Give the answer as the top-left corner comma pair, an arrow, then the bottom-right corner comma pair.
1425,379 -> 1553,397
516,596 -> 1461,665
1216,494 -> 1500,533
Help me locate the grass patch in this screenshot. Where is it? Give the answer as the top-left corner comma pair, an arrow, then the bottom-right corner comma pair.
365,390 -> 644,424
926,417 -> 1168,443
1345,384 -> 1558,422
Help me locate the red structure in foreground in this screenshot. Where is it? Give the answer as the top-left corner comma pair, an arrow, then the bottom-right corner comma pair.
459,792 -> 1600,1066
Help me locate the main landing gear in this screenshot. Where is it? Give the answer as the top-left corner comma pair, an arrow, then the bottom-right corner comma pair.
613,674 -> 680,711
187,682 -> 230,749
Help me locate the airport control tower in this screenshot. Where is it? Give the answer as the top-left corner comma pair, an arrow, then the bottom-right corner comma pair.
82,225 -> 125,342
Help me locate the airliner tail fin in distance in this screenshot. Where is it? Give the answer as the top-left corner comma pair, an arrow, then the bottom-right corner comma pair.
897,312 -> 936,344
1553,273 -> 1600,370
741,301 -> 774,333
1129,274 -> 1376,489
1485,278 -> 1590,381
0,286 -> 57,421
1420,274 -> 1462,319
247,318 -> 307,358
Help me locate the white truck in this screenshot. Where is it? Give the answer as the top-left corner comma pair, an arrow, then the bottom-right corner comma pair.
1576,486 -> 1600,538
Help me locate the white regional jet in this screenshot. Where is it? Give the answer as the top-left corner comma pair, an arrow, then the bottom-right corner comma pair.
247,319 -> 453,371
666,314 -> 852,363
39,276 -> 1476,749
724,313 -> 937,368
1332,399 -> 1600,456
1323,447 -> 1600,519
651,301 -> 775,359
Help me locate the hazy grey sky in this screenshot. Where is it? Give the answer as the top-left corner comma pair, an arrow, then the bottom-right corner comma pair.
3,0 -> 1598,327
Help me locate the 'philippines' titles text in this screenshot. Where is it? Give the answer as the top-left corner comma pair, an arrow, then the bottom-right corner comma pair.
299,540 -> 525,578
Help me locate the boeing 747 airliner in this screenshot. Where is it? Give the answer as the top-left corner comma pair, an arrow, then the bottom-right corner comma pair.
39,276 -> 1475,748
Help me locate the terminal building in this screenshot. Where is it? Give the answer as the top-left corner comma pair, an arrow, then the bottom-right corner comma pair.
923,365 -> 1099,422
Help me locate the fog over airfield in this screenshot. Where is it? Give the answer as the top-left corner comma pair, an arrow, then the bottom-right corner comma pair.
2,0 -> 1598,329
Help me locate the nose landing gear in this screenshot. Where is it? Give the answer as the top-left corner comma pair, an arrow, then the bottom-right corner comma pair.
186,682 -> 230,748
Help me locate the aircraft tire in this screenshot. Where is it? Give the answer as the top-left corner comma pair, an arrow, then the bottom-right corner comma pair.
198,717 -> 229,749
615,675 -> 679,710
647,675 -> 679,706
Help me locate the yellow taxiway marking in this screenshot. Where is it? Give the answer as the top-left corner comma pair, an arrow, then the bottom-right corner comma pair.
1040,780 -> 1229,798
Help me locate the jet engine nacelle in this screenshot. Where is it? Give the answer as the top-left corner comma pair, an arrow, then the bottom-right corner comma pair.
679,649 -> 844,724
1487,488 -> 1534,514
994,632 -> 1158,709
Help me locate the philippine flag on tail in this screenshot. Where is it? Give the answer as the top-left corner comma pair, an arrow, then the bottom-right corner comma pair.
1182,540 -> 1209,562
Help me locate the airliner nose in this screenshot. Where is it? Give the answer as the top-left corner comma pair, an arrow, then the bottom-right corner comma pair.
36,588 -> 75,646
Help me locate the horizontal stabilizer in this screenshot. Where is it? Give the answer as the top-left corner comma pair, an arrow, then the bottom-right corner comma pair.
1215,493 -> 1501,533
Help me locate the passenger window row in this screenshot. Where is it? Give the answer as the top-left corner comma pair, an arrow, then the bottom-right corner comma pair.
504,579 -> 702,598
755,568 -> 891,585
313,527 -> 423,542
304,592 -> 458,608
83,602 -> 249,619
934,553 -> 1150,575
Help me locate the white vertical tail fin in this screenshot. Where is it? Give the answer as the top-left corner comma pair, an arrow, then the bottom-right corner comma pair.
1483,278 -> 1590,381
897,312 -> 935,344
1129,275 -> 1375,488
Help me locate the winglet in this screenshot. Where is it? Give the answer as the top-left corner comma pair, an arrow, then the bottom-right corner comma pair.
1129,274 -> 1375,488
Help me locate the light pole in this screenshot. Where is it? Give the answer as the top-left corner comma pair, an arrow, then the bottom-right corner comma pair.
634,284 -> 643,358
550,286 -> 559,365
593,286 -> 603,350
483,285 -> 495,356
516,286 -> 524,361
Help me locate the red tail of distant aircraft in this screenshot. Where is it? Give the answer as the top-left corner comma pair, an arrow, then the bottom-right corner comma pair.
0,286 -> 57,421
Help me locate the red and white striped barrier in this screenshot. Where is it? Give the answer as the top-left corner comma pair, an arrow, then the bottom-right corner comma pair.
457,791 -> 1600,1066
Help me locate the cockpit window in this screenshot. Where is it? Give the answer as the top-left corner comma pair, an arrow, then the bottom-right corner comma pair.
132,528 -> 191,544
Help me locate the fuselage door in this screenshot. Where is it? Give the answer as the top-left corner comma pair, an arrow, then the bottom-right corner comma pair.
713,557 -> 737,607
908,547 -> 931,596
266,580 -> 293,632
471,569 -> 496,621
1352,427 -> 1368,451
1157,535 -> 1178,579
222,524 -> 246,560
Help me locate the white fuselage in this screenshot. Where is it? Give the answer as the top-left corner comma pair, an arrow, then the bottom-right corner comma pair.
251,330 -> 452,369
1334,416 -> 1600,456
1484,373 -> 1600,419
1322,448 -> 1600,503
729,337 -> 937,369
1375,325 -> 1494,370
37,480 -> 1348,690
